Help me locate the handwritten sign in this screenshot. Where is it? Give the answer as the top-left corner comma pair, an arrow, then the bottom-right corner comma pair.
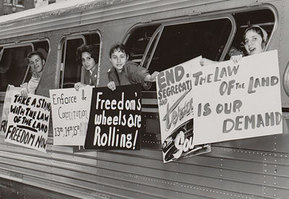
193,50 -> 282,145
157,56 -> 210,163
49,86 -> 92,145
5,92 -> 51,152
84,84 -> 141,150
1,85 -> 21,134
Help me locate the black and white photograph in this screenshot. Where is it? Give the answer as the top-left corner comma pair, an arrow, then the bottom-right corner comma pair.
0,0 -> 289,198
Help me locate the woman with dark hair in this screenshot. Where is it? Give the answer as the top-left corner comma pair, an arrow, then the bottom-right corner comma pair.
74,44 -> 99,90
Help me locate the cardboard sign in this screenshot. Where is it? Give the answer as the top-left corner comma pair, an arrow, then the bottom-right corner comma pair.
85,84 -> 142,150
5,92 -> 51,152
193,50 -> 282,144
157,56 -> 210,163
49,86 -> 93,146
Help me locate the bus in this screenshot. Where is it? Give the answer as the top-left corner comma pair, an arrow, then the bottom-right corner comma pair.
0,0 -> 289,198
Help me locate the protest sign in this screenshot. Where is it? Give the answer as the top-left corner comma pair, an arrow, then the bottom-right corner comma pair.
157,56 -> 211,163
5,92 -> 51,152
1,85 -> 21,134
49,86 -> 93,146
193,50 -> 282,145
85,84 -> 142,150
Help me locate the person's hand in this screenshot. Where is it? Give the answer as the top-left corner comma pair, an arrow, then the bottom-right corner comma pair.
107,81 -> 116,91
144,71 -> 159,82
230,55 -> 243,64
74,82 -> 85,91
200,58 -> 216,66
150,71 -> 159,82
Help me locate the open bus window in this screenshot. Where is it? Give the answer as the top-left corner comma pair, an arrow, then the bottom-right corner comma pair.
59,32 -> 101,88
125,24 -> 160,65
226,9 -> 275,59
60,38 -> 84,88
0,45 -> 32,91
125,8 -> 275,92
126,18 -> 232,91
0,41 -> 49,92
147,18 -> 232,73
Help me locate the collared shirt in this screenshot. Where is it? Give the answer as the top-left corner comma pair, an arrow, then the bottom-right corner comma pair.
27,76 -> 41,94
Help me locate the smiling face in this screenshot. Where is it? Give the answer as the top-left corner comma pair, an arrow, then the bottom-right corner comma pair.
81,51 -> 96,71
109,49 -> 128,72
244,29 -> 264,55
29,54 -> 45,75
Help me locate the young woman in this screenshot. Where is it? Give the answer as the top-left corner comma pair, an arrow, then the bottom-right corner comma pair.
200,25 -> 268,66
74,44 -> 98,90
243,25 -> 268,55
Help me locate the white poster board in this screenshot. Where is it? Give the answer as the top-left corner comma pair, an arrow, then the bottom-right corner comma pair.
157,56 -> 210,163
193,50 -> 282,145
49,86 -> 92,146
5,92 -> 51,152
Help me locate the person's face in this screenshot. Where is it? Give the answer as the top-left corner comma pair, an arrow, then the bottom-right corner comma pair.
81,51 -> 96,71
244,30 -> 264,55
109,50 -> 128,72
29,54 -> 45,74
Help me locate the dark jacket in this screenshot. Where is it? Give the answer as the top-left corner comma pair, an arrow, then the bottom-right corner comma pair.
107,61 -> 148,86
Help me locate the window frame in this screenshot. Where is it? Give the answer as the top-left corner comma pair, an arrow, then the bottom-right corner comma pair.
124,14 -> 237,71
0,43 -> 34,91
57,31 -> 102,89
58,35 -> 86,89
0,38 -> 50,95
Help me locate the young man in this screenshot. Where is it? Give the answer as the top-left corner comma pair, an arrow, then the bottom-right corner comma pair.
20,51 -> 46,97
107,44 -> 158,91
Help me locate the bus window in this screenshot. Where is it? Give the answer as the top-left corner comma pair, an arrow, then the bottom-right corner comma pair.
125,24 -> 160,65
0,40 -> 49,92
59,33 -> 101,88
0,45 -> 32,91
60,38 -> 84,88
226,9 -> 275,59
147,18 -> 232,73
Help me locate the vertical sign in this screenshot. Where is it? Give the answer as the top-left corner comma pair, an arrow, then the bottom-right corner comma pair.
5,93 -> 50,152
85,84 -> 142,150
193,50 -> 282,145
157,56 -> 210,163
49,86 -> 93,146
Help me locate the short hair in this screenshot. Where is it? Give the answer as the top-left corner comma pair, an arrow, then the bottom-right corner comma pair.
76,44 -> 99,64
109,43 -> 128,58
27,50 -> 46,61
